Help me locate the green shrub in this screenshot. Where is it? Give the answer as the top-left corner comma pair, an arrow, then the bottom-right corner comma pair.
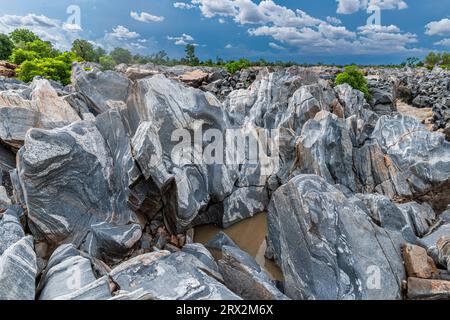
16,52 -> 80,85
225,59 -> 251,74
0,34 -> 14,60
9,48 -> 40,64
99,55 -> 116,71
335,66 -> 371,101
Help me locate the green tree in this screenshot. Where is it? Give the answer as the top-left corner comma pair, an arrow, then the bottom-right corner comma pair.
16,51 -> 80,85
9,28 -> 39,44
9,48 -> 40,64
225,59 -> 251,74
99,55 -> 116,70
184,44 -> 199,66
71,39 -> 96,61
0,34 -> 14,60
9,39 -> 57,64
424,52 -> 442,66
442,52 -> 450,66
335,65 -> 371,101
94,47 -> 106,63
110,47 -> 132,64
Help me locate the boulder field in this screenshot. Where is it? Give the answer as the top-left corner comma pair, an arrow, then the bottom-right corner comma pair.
0,63 -> 449,300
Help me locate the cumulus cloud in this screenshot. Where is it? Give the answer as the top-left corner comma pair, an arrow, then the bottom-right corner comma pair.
269,42 -> 286,50
167,33 -> 196,45
425,18 -> 450,36
225,44 -> 233,49
434,38 -> 450,47
326,16 -> 342,25
108,25 -> 140,39
174,2 -> 196,9
336,0 -> 408,14
0,13 -> 81,50
189,0 -> 418,55
130,11 -> 164,23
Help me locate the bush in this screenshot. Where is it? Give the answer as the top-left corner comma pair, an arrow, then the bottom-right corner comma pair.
99,55 -> 116,71
335,66 -> 371,101
9,48 -> 40,64
0,34 -> 14,60
9,29 -> 39,45
225,59 -> 251,74
16,52 -> 80,85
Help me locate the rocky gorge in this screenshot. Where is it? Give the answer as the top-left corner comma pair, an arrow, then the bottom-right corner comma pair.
0,62 -> 449,300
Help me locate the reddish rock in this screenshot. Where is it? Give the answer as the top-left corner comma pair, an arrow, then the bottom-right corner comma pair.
402,244 -> 438,279
0,61 -> 17,78
407,277 -> 450,300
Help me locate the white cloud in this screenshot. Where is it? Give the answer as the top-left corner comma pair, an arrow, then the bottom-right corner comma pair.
425,18 -> 450,36
130,11 -> 164,23
167,33 -> 196,46
189,0 -> 418,55
108,25 -> 140,39
174,2 -> 196,9
434,38 -> 450,47
0,13 -> 81,50
219,18 -> 226,24
326,16 -> 342,25
269,42 -> 286,50
336,0 -> 408,14
225,43 -> 233,49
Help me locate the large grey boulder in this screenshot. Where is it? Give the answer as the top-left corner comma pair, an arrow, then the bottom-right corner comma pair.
110,251 -> 241,300
38,244 -> 112,300
371,114 -> 450,211
16,120 -> 141,262
72,63 -> 132,114
0,236 -> 36,300
295,111 -> 356,192
125,74 -> 238,232
267,175 -> 406,300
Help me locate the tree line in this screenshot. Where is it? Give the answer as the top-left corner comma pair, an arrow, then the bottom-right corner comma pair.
1,28 -> 449,86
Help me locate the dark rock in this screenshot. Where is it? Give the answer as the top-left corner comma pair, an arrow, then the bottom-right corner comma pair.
218,245 -> 289,300
0,236 -> 36,300
267,175 -> 406,300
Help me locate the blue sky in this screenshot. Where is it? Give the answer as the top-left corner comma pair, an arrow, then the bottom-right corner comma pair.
0,0 -> 450,64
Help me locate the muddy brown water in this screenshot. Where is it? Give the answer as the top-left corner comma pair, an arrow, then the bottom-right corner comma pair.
194,212 -> 284,281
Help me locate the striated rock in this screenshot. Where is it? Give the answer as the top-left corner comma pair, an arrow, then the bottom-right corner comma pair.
267,175 -> 406,300
402,244 -> 438,279
16,120 -> 141,262
407,277 -> 450,300
218,245 -> 288,300
72,63 -> 132,114
0,236 -> 36,300
371,114 -> 450,211
0,78 -> 80,150
0,208 -> 25,255
125,74 -> 238,232
110,251 -> 241,300
0,185 -> 11,208
295,111 -> 356,192
354,194 -> 416,242
335,83 -> 366,118
436,237 -> 450,271
397,202 -> 436,237
38,244 -> 112,300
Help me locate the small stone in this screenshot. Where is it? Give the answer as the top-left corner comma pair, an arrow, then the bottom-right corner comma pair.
407,277 -> 450,300
402,244 -> 438,279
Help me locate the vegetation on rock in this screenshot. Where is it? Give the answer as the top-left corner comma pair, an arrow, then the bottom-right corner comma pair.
335,66 -> 371,101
